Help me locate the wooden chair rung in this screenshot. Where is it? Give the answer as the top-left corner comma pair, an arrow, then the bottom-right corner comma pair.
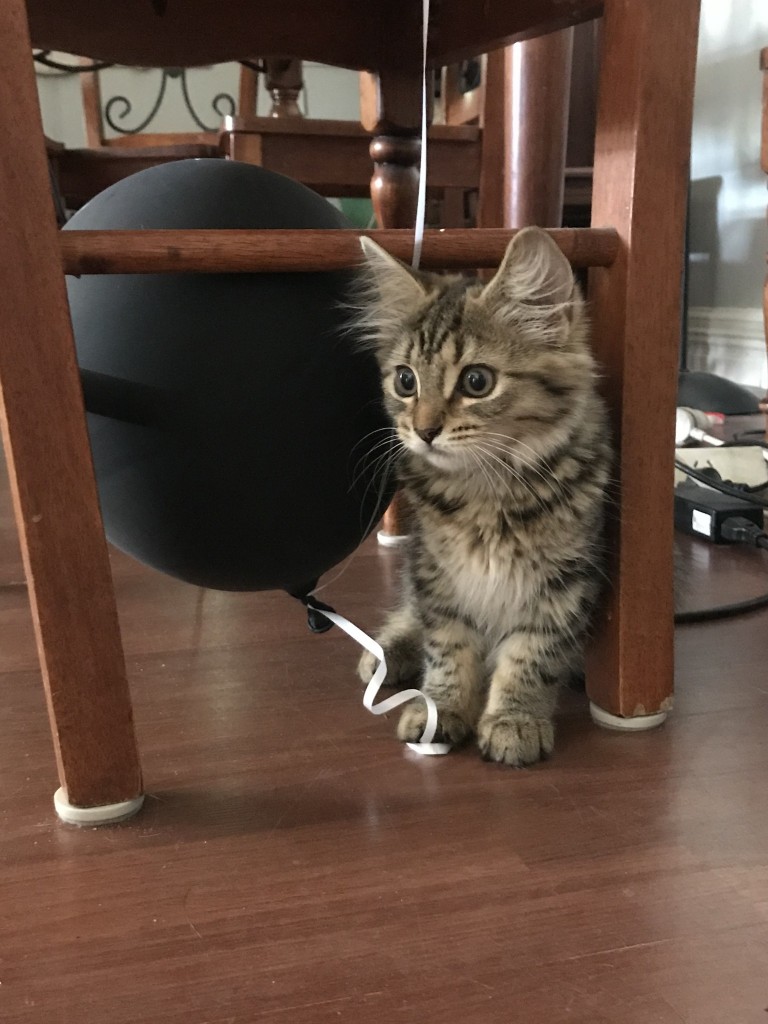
60,226 -> 619,275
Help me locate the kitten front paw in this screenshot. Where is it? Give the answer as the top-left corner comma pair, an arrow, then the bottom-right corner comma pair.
397,704 -> 471,746
477,713 -> 554,766
357,636 -> 422,687
357,649 -> 379,684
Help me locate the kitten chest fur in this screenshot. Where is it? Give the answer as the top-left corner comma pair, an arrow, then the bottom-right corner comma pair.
404,468 -> 584,648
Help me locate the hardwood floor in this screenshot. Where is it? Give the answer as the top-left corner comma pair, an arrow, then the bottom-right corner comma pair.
1,455 -> 768,1023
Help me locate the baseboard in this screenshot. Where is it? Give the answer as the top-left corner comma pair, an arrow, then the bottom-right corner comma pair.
686,306 -> 767,389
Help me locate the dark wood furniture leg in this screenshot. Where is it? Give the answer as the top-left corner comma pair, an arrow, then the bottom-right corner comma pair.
585,0 -> 701,727
264,58 -> 304,118
361,68 -> 425,541
361,68 -> 424,231
0,0 -> 143,823
477,47 -> 509,231
479,30 -> 574,230
760,48 -> 768,420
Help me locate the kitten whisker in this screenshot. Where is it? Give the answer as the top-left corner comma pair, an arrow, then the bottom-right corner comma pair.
350,426 -> 399,458
361,445 -> 404,537
354,440 -> 403,487
474,443 -> 549,513
478,432 -> 561,490
478,444 -> 568,518
469,447 -> 509,497
351,437 -> 404,534
476,436 -> 569,510
357,445 -> 403,503
350,431 -> 400,490
504,437 -> 563,487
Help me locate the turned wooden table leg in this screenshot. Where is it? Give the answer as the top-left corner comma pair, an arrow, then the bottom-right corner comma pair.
361,67 -> 426,541
0,0 -> 143,824
368,132 -> 422,230
585,0 -> 700,728
265,58 -> 304,118
361,68 -> 425,230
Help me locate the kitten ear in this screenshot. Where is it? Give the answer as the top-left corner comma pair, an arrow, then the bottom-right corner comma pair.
480,227 -> 576,311
358,236 -> 428,322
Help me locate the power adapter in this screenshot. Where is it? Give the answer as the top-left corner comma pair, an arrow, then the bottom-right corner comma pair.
674,480 -> 764,543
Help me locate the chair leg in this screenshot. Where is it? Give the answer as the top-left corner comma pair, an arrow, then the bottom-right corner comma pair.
478,31 -> 574,230
0,0 -> 143,822
361,67 -> 425,541
585,0 -> 701,726
762,49 -> 768,422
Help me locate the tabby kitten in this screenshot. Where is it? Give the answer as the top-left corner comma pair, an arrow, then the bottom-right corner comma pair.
356,227 -> 612,766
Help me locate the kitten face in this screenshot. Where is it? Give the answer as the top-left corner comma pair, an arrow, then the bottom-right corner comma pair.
358,228 -> 597,472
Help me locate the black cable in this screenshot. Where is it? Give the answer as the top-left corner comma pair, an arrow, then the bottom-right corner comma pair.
33,51 -> 113,73
719,438 -> 768,451
737,479 -> 768,495
688,464 -> 768,495
676,589 -> 768,623
675,514 -> 768,624
728,431 -> 768,447
674,458 -> 768,508
720,517 -> 768,548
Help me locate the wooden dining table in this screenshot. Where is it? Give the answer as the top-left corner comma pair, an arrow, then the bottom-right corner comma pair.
1,0 -> 701,818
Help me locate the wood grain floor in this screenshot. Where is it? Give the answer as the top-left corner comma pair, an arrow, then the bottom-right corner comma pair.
1,456 -> 768,1023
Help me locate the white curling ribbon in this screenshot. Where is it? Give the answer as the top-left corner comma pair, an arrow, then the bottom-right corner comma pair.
411,0 -> 430,270
310,604 -> 451,756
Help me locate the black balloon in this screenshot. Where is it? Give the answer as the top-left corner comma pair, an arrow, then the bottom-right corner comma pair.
65,160 -> 393,593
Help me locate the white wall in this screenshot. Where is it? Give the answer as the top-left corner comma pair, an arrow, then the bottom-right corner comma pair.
687,0 -> 768,387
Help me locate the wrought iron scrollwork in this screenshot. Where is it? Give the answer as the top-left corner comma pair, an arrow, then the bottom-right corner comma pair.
239,59 -> 265,75
103,71 -> 170,135
34,52 -> 243,135
33,51 -> 113,73
176,70 -> 236,131
104,68 -> 235,135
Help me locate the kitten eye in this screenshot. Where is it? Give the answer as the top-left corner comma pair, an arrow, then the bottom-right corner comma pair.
458,365 -> 496,398
394,365 -> 417,397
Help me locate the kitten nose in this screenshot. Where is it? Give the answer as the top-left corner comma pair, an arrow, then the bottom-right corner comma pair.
416,425 -> 443,445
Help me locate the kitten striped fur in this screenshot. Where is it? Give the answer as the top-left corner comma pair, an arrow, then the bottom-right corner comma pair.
356,228 -> 612,766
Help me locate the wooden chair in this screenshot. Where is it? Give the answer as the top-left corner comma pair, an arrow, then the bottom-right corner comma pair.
222,26 -> 599,232
221,111 -> 482,222
49,38 -> 598,227
46,59 -> 263,210
221,63 -> 483,229
50,53 -> 486,225
3,0 -> 700,822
